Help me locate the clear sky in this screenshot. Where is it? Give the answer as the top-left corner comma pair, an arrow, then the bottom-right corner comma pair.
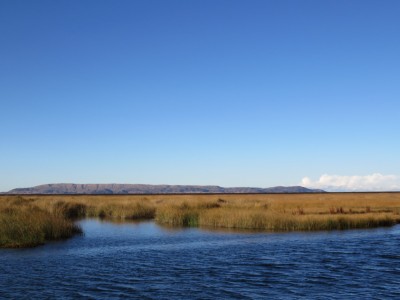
1,0 -> 399,192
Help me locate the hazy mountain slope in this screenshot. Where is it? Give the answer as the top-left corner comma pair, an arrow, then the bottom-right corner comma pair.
6,184 -> 325,194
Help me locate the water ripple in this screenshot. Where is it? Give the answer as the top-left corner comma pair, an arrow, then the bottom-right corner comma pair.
1,220 -> 400,299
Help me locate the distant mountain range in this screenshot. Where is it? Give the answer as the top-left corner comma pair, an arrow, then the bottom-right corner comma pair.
5,184 -> 326,194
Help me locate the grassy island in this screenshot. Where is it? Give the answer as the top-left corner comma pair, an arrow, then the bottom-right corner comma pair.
1,193 -> 400,248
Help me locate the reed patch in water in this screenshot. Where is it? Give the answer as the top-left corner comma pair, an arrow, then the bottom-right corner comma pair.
0,201 -> 82,248
153,195 -> 400,231
155,202 -> 200,226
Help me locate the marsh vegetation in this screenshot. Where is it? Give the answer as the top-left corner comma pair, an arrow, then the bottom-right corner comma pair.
0,197 -> 82,248
1,193 -> 400,247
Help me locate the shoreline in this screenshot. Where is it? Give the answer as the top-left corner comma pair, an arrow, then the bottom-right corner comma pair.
1,193 -> 400,248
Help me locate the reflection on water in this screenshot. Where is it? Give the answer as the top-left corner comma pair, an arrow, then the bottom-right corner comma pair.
1,220 -> 400,299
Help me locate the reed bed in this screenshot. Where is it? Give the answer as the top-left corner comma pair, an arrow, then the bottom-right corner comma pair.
197,209 -> 396,231
0,197 -> 82,248
1,193 -> 400,248
33,196 -> 156,220
154,197 -> 400,231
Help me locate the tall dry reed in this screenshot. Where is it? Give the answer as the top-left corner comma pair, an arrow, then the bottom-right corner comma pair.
0,197 -> 82,248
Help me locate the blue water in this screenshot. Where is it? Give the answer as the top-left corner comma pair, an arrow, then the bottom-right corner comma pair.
1,220 -> 400,299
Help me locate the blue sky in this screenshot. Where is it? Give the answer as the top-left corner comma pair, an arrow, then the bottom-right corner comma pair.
1,0 -> 399,191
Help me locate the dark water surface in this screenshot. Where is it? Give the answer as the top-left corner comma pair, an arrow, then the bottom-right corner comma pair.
1,220 -> 400,299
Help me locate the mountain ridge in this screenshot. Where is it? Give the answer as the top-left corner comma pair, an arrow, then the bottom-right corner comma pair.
5,184 -> 326,194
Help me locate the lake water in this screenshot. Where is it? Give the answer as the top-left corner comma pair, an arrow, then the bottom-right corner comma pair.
1,220 -> 400,299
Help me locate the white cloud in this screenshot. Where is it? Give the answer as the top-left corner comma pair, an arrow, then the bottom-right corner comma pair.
301,173 -> 400,192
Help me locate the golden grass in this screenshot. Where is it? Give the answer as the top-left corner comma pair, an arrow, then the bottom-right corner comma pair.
0,197 -> 82,248
153,194 -> 400,231
1,193 -> 400,247
32,196 -> 156,220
